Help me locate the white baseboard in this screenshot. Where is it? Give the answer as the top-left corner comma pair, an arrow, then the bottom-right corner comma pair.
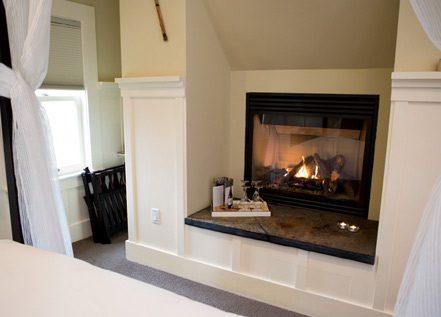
69,219 -> 92,242
126,240 -> 391,317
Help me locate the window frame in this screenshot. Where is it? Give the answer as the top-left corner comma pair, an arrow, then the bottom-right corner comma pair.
36,89 -> 92,177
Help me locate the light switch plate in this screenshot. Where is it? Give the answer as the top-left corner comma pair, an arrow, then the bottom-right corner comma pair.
151,208 -> 160,224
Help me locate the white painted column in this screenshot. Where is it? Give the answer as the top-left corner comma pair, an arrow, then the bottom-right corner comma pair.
374,72 -> 441,312
116,77 -> 186,255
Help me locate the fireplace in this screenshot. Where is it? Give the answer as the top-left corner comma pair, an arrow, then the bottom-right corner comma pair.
244,92 -> 379,217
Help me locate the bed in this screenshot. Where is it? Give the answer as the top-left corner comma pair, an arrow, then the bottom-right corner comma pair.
0,240 -> 238,316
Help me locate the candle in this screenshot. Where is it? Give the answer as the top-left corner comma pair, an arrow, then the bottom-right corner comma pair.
337,221 -> 348,230
348,225 -> 360,232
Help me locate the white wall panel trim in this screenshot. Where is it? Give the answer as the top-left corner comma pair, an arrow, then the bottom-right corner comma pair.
391,72 -> 441,102
69,219 -> 91,243
117,76 -> 186,252
126,240 -> 391,317
374,72 -> 441,311
116,76 -> 185,98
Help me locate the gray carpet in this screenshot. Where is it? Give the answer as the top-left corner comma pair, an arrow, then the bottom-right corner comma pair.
73,233 -> 307,317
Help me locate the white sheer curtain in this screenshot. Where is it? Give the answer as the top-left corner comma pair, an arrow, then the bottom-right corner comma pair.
0,0 -> 72,256
394,177 -> 441,316
411,0 -> 441,50
393,1 -> 441,315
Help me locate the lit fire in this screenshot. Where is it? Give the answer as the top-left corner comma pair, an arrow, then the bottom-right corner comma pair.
294,156 -> 320,179
295,156 -> 310,178
311,165 -> 319,179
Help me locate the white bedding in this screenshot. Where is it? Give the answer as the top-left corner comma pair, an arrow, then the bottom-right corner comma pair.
0,240 -> 238,316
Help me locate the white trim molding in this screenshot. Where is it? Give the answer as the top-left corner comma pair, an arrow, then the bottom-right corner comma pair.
391,72 -> 441,102
116,76 -> 185,98
69,219 -> 92,243
126,240 -> 390,317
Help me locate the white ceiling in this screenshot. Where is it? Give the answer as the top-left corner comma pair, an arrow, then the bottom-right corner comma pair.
203,0 -> 400,70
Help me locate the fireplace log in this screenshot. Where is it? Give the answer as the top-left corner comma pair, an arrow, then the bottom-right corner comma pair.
323,177 -> 357,198
313,153 -> 329,179
329,155 -> 346,173
284,155 -> 317,180
285,154 -> 347,181
264,154 -> 355,197
289,178 -> 323,191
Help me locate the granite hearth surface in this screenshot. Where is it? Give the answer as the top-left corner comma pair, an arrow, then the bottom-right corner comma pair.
185,204 -> 378,264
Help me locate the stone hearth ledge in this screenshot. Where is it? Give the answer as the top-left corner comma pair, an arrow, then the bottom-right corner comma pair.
185,204 -> 378,264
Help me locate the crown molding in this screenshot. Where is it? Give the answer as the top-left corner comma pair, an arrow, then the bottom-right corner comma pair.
391,72 -> 441,103
115,76 -> 185,98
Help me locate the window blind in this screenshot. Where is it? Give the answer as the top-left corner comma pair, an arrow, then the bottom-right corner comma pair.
43,17 -> 84,88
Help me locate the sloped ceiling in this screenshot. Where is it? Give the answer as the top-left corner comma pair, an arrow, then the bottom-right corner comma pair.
203,0 -> 400,70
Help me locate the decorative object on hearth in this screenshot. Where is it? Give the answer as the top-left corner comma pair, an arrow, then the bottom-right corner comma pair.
348,224 -> 360,233
212,177 -> 234,210
240,179 -> 251,202
211,177 -> 271,217
337,220 -> 349,230
251,180 -> 264,202
226,185 -> 234,209
336,220 -> 360,233
212,200 -> 271,217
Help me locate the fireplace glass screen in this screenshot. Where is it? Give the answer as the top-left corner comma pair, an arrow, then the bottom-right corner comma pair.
252,114 -> 366,202
245,93 -> 378,217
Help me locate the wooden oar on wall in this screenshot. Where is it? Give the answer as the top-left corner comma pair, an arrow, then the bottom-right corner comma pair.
154,0 -> 168,41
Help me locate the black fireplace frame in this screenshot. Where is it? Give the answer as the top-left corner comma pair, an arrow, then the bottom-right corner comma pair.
244,92 -> 379,218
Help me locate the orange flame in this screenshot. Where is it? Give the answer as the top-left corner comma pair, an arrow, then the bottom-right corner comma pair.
295,156 -> 310,178
294,156 -> 320,179
311,164 -> 319,179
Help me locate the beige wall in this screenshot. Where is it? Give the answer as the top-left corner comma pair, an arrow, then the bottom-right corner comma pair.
119,0 -> 186,77
186,0 -> 230,213
68,0 -> 122,81
228,69 -> 393,220
394,0 -> 441,71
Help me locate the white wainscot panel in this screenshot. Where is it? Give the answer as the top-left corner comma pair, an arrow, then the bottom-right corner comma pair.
68,185 -> 90,221
374,73 -> 441,311
132,97 -> 180,253
240,238 -> 298,287
185,226 -> 233,269
307,252 -> 376,305
60,175 -> 92,242
379,102 -> 441,309
389,101 -> 441,287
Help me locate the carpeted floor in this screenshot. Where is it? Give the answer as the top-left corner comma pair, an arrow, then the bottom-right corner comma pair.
73,233 -> 308,317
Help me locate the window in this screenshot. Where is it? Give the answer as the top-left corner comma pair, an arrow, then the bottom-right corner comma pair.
36,89 -> 91,175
